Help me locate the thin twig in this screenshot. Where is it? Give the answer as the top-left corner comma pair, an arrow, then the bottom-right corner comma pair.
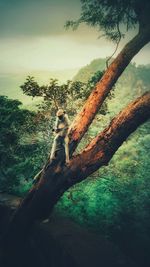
106,21 -> 122,68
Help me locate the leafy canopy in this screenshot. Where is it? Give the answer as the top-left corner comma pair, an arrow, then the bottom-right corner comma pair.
0,96 -> 41,193
20,76 -> 86,110
20,72 -> 109,114
66,0 -> 150,42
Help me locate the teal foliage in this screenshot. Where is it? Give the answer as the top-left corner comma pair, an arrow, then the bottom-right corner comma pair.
0,96 -> 50,195
56,121 -> 150,265
66,0 -> 150,42
73,58 -> 106,83
20,71 -> 107,116
20,77 -> 86,111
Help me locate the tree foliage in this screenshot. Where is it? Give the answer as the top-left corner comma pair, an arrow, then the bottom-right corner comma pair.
21,77 -> 85,110
20,72 -> 108,114
0,96 -> 49,194
66,0 -> 150,42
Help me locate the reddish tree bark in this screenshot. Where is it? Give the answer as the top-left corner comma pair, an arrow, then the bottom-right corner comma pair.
69,93 -> 150,181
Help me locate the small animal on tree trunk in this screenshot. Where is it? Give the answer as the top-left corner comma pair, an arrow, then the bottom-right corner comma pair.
33,108 -> 70,184
50,108 -> 70,164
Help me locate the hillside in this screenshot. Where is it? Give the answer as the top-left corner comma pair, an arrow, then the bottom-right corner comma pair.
73,58 -> 106,83
74,58 -> 150,87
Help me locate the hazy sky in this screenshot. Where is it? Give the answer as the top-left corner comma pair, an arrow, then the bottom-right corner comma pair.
0,0 -> 150,74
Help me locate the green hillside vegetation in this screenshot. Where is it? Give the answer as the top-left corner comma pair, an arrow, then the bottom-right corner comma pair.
73,58 -> 107,83
74,58 -> 150,91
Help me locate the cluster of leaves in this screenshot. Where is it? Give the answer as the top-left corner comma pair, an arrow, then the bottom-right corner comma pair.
65,0 -> 150,42
65,1 -> 149,69
0,96 -> 50,195
20,71 -> 109,115
21,76 -> 86,110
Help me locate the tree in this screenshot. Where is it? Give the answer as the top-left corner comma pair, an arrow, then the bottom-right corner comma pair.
0,96 -> 37,194
0,96 -> 54,196
20,76 -> 103,113
1,0 -> 150,264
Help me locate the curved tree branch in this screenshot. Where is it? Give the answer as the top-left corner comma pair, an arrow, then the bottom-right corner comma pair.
68,92 -> 150,184
68,28 -> 150,155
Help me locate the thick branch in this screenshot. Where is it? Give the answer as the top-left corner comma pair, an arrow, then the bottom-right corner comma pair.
2,94 -> 150,245
69,28 -> 150,154
68,92 -> 150,183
